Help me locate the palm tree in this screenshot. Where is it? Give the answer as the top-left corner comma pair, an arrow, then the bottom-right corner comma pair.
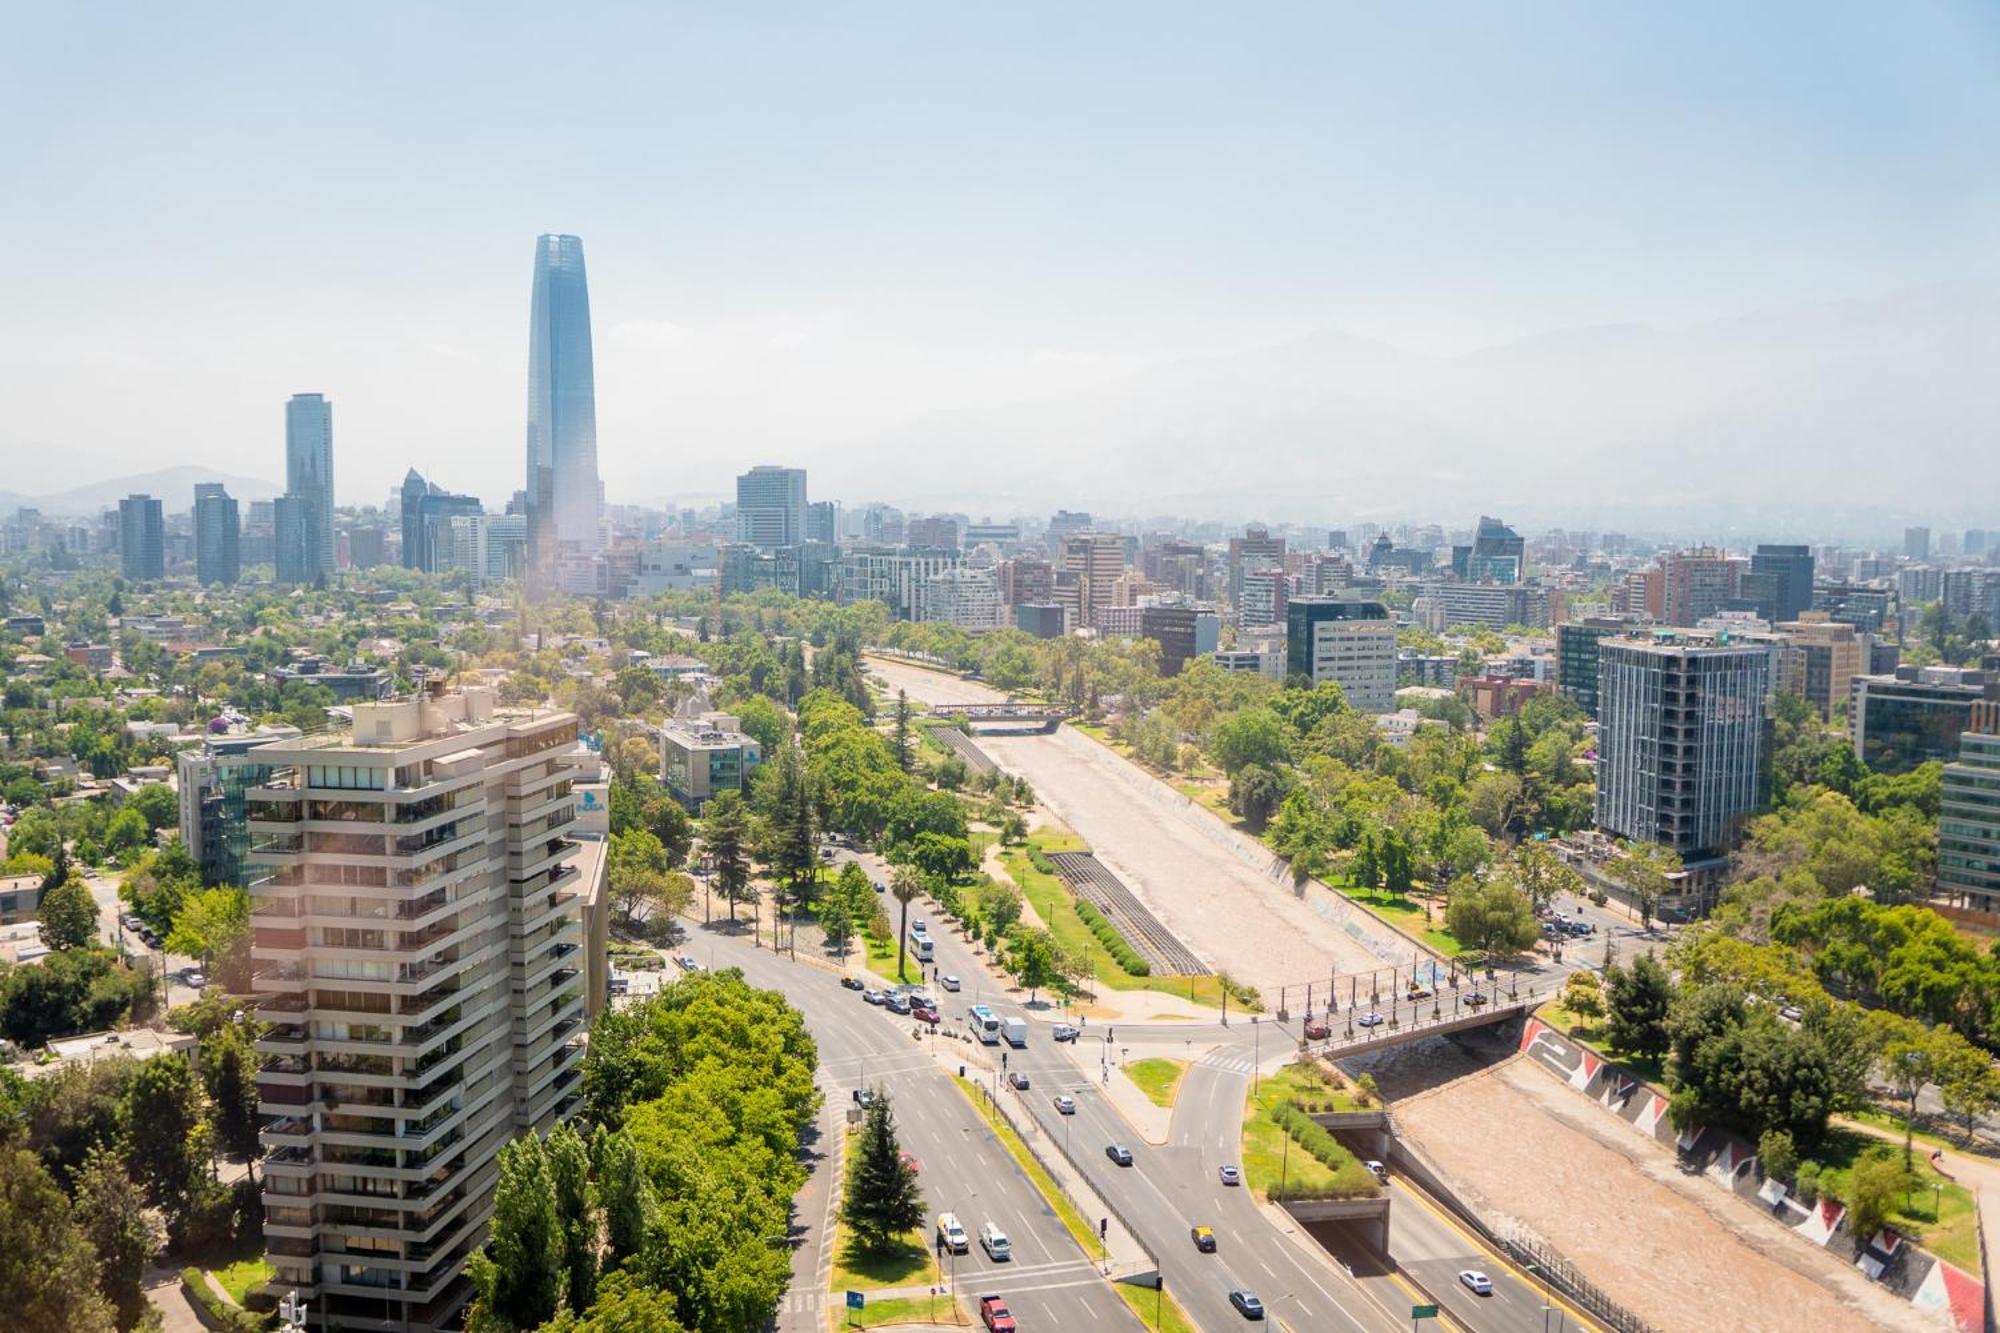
891,864 -> 924,984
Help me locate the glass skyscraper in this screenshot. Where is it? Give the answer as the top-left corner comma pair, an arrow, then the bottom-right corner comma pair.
525,234 -> 601,583
284,392 -> 335,583
193,482 -> 240,586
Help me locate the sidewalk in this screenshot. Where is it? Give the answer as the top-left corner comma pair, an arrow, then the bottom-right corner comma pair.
1057,1035 -> 1202,1146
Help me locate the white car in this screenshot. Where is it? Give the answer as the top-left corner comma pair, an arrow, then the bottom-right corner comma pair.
940,974 -> 962,992
1053,1095 -> 1076,1115
1218,1164 -> 1242,1186
979,1221 -> 1011,1260
182,969 -> 208,989
1458,1270 -> 1493,1296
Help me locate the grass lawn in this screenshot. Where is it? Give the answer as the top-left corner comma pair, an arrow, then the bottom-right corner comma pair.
211,1254 -> 274,1306
863,932 -> 923,985
830,1131 -> 936,1293
1118,1281 -> 1202,1333
1123,1058 -> 1188,1109
832,1293 -> 968,1328
951,1076 -> 1098,1255
1811,1129 -> 1979,1272
1240,1062 -> 1377,1200
1328,880 -> 1463,956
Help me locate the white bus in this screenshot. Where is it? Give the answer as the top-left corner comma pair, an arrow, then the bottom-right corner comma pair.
908,928 -> 934,962
968,1004 -> 1001,1043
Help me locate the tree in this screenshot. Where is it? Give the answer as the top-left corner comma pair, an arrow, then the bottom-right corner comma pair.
0,1148 -> 118,1333
1846,1148 -> 1912,1245
906,831 -> 973,884
1604,954 -> 1673,1060
890,865 -> 924,983
608,830 -> 673,929
1445,876 -> 1541,959
640,792 -> 694,867
1938,1038 -> 2000,1141
1007,926 -> 1059,1003
71,1144 -> 163,1323
121,1053 -> 211,1220
1561,969 -> 1605,1020
1351,834 -> 1381,890
702,791 -> 753,923
1613,842 -> 1681,930
591,1127 -> 656,1270
893,690 -> 912,773
1511,840 -> 1582,913
841,1091 -> 926,1251
1208,707 -> 1291,776
201,1021 -> 264,1161
468,1134 -> 565,1331
547,1122 -> 599,1316
1229,763 -> 1287,832
164,885 -> 249,972
37,875 -> 97,952
983,882 -> 1024,938
1756,1129 -> 1798,1184
102,807 -> 149,861
1880,1029 -> 1938,1119
1379,829 -> 1417,897
128,783 -> 179,832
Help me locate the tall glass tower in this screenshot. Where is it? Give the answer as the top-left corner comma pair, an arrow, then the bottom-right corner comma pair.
525,234 -> 601,583
284,392 -> 335,582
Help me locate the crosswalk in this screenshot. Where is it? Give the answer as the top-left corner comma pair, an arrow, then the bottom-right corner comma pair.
1194,1047 -> 1258,1075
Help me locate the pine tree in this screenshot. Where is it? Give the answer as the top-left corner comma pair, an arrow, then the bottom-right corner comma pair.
893,690 -> 912,772
841,1091 -> 925,1251
703,791 -> 754,923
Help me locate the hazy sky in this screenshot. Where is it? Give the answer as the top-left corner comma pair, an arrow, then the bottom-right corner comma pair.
5,2 -> 1998,511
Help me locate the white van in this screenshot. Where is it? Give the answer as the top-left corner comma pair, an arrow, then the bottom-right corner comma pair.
979,1220 -> 1011,1261
936,1212 -> 969,1255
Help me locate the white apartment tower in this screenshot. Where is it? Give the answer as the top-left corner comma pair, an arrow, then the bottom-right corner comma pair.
248,686 -> 587,1331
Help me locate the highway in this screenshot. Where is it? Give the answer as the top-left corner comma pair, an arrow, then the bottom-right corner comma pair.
652,917 -> 1142,1333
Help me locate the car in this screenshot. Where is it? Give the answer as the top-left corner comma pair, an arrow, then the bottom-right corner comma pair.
978,1220 -> 1011,1260
978,1295 -> 1016,1333
1007,1071 -> 1030,1090
884,994 -> 912,1015
1218,1164 -> 1241,1186
1053,1094 -> 1076,1115
1406,984 -> 1435,1000
675,954 -> 702,971
1357,1011 -> 1384,1028
1052,1023 -> 1080,1042
940,974 -> 962,991
1190,1225 -> 1216,1252
182,970 -> 208,989
1302,1017 -> 1330,1040
1363,1159 -> 1387,1181
841,975 -> 866,991
1463,992 -> 1490,1008
853,1087 -> 878,1106
862,989 -> 886,1006
873,880 -> 887,893
1542,921 -> 1567,939
1458,1270 -> 1493,1296
820,847 -> 836,862
912,1004 -> 941,1024
1105,1143 -> 1134,1166
936,1212 -> 970,1254
1228,1289 -> 1266,1320
607,976 -> 631,996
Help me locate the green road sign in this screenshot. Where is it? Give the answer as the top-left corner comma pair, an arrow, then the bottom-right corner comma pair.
1411,1304 -> 1439,1320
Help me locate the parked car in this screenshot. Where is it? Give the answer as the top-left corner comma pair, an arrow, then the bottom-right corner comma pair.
1218,1164 -> 1241,1186
1007,1071 -> 1030,1090
182,969 -> 208,989
1191,1225 -> 1216,1252
978,1221 -> 1011,1260
1357,1011 -> 1384,1028
1052,1023 -> 1080,1042
1302,1017 -> 1330,1040
841,976 -> 866,991
978,1295 -> 1016,1333
1105,1144 -> 1134,1166
1053,1095 -> 1076,1115
1228,1289 -> 1266,1320
940,974 -> 962,991
1458,1270 -> 1493,1296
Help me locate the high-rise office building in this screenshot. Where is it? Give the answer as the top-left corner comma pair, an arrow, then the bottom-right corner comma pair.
1285,597 -> 1396,711
1061,532 -> 1125,627
273,496 -> 315,586
1750,544 -> 1815,623
1594,635 -> 1770,859
1451,515 -> 1525,583
1851,666 -> 2000,775
1555,616 -> 1642,719
193,483 -> 240,586
806,500 -> 838,546
1940,731 -> 2000,912
118,494 -> 165,581
735,466 -> 808,549
1905,526 -> 1932,561
285,393 -> 336,582
525,234 -> 602,581
399,470 -> 484,573
247,688 -> 589,1331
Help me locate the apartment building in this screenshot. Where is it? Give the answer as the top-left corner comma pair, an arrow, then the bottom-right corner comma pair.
246,686 -> 588,1331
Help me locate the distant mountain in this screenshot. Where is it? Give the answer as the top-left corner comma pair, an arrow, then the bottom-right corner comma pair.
9,466 -> 284,517
815,280 -> 2000,538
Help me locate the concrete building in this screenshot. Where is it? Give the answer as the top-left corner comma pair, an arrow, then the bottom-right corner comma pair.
735,465 -> 808,549
245,688 -> 589,1330
1419,581 -> 1562,630
1061,532 -> 1125,628
658,708 -> 763,810
1461,674 -> 1545,723
194,484 -> 241,586
1594,634 -> 1770,859
805,500 -> 838,545
1813,582 -> 1897,636
837,547 -> 960,620
1906,526 -> 1932,561
1286,598 -> 1396,711
118,494 -> 165,581
1227,527 -> 1286,603
1772,616 -> 1866,718
1661,548 -> 1738,627
919,567 -> 1005,629
633,541 -> 722,595
1556,616 -> 1643,719
999,557 -> 1054,606
1851,666 -> 2000,775
0,872 -> 44,927
1940,731 -> 2000,913
1238,566 -> 1289,631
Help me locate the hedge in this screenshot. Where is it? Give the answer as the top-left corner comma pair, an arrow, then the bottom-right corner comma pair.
1270,1103 -> 1379,1198
181,1268 -> 269,1332
1074,899 -> 1150,976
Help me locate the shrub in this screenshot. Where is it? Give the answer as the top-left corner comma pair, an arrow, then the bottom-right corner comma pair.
1757,1129 -> 1798,1184
1793,1160 -> 1822,1203
180,1269 -> 268,1332
1074,899 -> 1150,976
1027,847 -> 1057,875
1269,1103 -> 1378,1198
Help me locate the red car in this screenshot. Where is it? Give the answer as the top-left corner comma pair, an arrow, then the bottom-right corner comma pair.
979,1295 -> 1016,1332
912,1004 -> 941,1024
1303,1017 -> 1330,1040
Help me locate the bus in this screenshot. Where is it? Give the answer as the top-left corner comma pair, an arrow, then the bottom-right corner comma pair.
908,928 -> 934,962
968,1004 -> 1001,1043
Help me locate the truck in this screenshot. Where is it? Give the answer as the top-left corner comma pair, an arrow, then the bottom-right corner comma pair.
1001,1016 -> 1028,1048
978,1295 -> 1016,1333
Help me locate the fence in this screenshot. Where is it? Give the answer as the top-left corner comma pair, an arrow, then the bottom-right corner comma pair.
1496,1223 -> 1662,1333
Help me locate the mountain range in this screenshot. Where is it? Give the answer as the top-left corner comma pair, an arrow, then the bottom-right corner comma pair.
0,466 -> 282,519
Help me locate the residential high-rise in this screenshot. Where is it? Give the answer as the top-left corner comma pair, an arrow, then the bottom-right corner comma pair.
247,688 -> 590,1331
735,466 -> 808,549
1227,526 -> 1286,603
118,493 -> 165,581
1661,548 -> 1738,626
1939,732 -> 2000,912
193,483 -> 240,586
1905,526 -> 1932,561
285,393 -> 336,582
1285,597 -> 1396,711
1060,532 -> 1125,628
1750,544 -> 1815,623
525,234 -> 602,581
1594,634 -> 1770,859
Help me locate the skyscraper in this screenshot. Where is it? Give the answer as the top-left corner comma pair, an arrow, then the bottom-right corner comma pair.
526,234 -> 601,583
193,482 -> 240,586
1905,526 -> 1932,561
1749,544 -> 1815,623
272,495 -> 314,586
285,393 -> 335,582
118,494 -> 164,581
735,465 -> 808,549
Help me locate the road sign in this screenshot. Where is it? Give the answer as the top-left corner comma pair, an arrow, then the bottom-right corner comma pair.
1411,1304 -> 1439,1320
846,1291 -> 865,1310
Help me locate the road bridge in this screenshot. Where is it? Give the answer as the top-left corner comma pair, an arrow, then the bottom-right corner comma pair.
928,702 -> 1073,732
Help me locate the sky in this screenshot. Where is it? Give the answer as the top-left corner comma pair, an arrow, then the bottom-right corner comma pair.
4,2 -> 1998,518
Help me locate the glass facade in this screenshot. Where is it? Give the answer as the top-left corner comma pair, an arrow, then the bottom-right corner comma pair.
1854,678 -> 1985,775
284,393 -> 335,583
1941,733 -> 2000,911
525,234 -> 601,578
